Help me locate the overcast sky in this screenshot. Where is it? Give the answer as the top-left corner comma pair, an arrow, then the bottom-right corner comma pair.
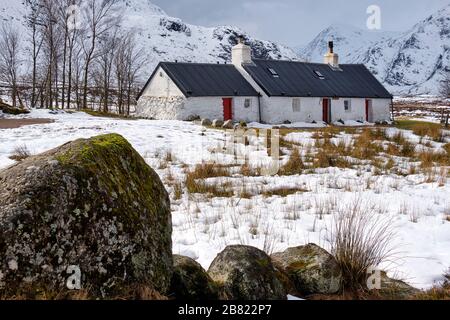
151,0 -> 450,47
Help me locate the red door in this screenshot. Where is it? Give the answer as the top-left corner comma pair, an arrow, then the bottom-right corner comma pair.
223,98 -> 233,121
323,99 -> 329,123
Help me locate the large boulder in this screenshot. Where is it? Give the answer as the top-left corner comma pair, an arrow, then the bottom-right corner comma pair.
208,245 -> 286,300
0,134 -> 173,299
170,255 -> 219,300
271,244 -> 342,295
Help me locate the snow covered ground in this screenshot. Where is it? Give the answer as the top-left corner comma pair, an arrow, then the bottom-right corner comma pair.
1,110 -> 450,290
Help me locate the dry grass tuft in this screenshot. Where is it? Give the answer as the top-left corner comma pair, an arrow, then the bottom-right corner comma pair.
330,199 -> 397,291
280,148 -> 304,175
0,284 -> 167,301
9,145 -> 32,161
187,163 -> 230,180
411,123 -> 445,142
262,186 -> 309,198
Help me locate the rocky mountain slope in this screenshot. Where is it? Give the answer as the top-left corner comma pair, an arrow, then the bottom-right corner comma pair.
0,0 -> 299,71
299,5 -> 450,95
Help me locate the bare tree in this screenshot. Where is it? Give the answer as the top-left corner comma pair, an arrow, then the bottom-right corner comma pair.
0,23 -> 22,108
16,0 -> 144,113
25,0 -> 45,109
440,70 -> 450,99
94,25 -> 120,113
80,0 -> 121,109
113,31 -> 146,115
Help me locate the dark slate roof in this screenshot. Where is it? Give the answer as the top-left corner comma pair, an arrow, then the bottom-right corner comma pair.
243,59 -> 393,99
138,62 -> 259,99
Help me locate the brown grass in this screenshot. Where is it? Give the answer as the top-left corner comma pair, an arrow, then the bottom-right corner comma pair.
9,145 -> 31,161
280,148 -> 304,175
185,175 -> 233,198
173,182 -> 183,200
187,163 -> 230,180
444,143 -> 450,155
330,199 -> 397,291
240,163 -> 262,177
262,186 -> 309,198
0,284 -> 167,300
414,271 -> 450,300
411,123 -> 445,142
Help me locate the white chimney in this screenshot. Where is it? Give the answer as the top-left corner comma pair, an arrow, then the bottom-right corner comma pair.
324,41 -> 339,67
232,36 -> 252,67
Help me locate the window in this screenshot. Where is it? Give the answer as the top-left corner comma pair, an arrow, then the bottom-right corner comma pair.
344,100 -> 351,112
292,98 -> 301,113
314,70 -> 325,80
268,68 -> 279,78
244,98 -> 252,108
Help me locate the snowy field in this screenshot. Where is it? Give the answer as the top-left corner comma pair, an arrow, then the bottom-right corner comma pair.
1,110 -> 450,290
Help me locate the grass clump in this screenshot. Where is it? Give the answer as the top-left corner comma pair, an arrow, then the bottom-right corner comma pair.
280,148 -> 304,175
187,163 -> 230,180
262,186 -> 309,198
330,199 -> 397,291
9,145 -> 32,161
411,123 -> 445,142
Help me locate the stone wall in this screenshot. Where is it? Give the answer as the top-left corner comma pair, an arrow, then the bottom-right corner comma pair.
136,96 -> 186,120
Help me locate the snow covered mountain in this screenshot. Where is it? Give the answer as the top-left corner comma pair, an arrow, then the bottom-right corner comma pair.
299,5 -> 450,95
0,0 -> 299,71
299,23 -> 399,64
122,0 -> 299,65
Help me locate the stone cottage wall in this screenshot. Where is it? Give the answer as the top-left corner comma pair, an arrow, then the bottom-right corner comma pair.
136,96 -> 185,120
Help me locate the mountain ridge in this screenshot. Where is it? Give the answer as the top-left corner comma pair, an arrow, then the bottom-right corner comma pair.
299,5 -> 450,95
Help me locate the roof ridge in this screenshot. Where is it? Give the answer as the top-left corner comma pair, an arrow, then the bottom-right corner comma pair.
161,61 -> 233,67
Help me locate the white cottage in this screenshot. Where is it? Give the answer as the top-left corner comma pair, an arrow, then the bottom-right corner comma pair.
136,39 -> 393,124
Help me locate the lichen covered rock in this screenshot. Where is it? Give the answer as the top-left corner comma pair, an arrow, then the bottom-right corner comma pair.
375,271 -> 420,300
0,134 -> 173,298
170,255 -> 219,300
208,245 -> 286,300
271,244 -> 342,295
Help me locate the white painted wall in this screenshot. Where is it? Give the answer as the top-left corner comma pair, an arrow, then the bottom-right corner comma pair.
371,98 -> 392,122
260,97 -> 323,124
328,98 -> 366,122
140,66 -> 184,97
181,96 -> 260,122
259,96 -> 391,124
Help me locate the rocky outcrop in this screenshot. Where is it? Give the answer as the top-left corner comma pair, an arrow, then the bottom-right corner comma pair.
271,244 -> 342,295
170,255 -> 219,300
0,134 -> 173,298
208,245 -> 286,300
